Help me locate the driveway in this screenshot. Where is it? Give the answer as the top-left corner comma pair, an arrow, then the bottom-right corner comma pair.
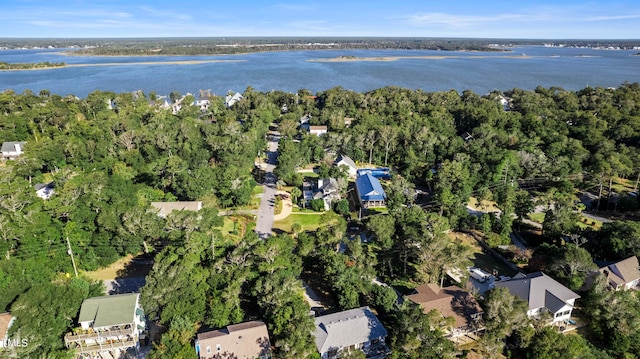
255,129 -> 280,239
273,191 -> 293,221
104,276 -> 146,295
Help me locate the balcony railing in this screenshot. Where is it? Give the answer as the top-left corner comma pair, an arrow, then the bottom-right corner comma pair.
65,327 -> 136,343
67,337 -> 138,354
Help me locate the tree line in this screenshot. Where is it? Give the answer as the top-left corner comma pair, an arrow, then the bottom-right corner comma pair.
1,82 -> 640,357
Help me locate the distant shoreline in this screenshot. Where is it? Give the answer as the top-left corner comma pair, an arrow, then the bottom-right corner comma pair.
309,54 -> 542,62
0,59 -> 246,71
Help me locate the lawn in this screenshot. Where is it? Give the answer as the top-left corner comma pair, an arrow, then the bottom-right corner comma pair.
467,197 -> 502,213
451,231 -> 518,277
273,213 -> 326,233
220,215 -> 255,242
529,212 -> 602,230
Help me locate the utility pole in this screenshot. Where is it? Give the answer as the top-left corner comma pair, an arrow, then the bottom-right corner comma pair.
66,237 -> 78,278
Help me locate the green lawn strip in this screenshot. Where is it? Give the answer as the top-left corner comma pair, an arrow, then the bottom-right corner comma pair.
273,213 -> 326,233
528,212 -> 545,223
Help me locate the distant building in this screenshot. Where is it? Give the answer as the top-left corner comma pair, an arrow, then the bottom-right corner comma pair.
313,307 -> 390,359
494,272 -> 580,326
195,320 -> 271,359
64,293 -> 145,358
225,92 -> 243,108
308,125 -> 328,137
34,182 -> 55,200
405,283 -> 484,339
150,201 -> 202,218
1,141 -> 26,160
355,173 -> 386,208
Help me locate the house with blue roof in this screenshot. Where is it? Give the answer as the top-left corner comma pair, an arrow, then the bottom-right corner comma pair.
355,173 -> 386,208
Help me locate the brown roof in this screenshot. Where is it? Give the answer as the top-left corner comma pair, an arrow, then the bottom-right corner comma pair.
197,320 -> 270,359
0,312 -> 14,340
150,201 -> 202,217
309,126 -> 328,131
406,284 -> 483,329
601,256 -> 640,288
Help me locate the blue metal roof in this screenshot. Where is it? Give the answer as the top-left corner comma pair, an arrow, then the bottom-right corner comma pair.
355,173 -> 386,201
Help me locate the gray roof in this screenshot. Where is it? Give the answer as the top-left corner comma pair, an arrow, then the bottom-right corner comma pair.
335,154 -> 357,170
1,141 -> 26,153
495,272 -> 579,313
78,293 -> 140,329
313,307 -> 387,355
601,256 -> 640,286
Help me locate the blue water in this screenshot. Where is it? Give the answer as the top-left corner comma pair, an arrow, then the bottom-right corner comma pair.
0,46 -> 638,97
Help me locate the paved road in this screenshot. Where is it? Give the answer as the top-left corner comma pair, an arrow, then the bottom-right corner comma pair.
103,276 -> 146,295
255,129 -> 280,239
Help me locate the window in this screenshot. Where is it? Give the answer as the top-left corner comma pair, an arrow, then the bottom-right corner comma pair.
206,346 -> 211,354
217,344 -> 221,352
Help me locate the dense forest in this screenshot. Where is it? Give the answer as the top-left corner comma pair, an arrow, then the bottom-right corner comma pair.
1,82 -> 640,358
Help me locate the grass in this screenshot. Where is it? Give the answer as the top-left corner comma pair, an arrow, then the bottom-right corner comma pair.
467,197 -> 502,213
529,212 -> 602,230
273,212 -> 326,233
220,215 -> 256,242
528,212 -> 545,224
82,254 -> 143,281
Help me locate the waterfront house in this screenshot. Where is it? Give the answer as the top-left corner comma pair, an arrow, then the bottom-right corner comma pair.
1,141 -> 26,160
225,92 -> 243,108
64,293 -> 145,358
150,201 -> 202,218
313,307 -> 389,359
195,320 -> 271,359
355,173 -> 386,208
405,283 -> 484,339
494,272 -> 580,326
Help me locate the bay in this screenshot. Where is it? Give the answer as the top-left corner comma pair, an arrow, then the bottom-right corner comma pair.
0,46 -> 638,97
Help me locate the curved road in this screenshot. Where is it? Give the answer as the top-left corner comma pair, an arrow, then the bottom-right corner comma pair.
255,128 -> 280,239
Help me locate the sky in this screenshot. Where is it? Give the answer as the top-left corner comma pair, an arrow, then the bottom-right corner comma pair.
1,0 -> 639,39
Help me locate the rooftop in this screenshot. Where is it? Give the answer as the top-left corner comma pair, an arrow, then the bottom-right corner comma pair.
495,272 -> 579,313
600,256 -> 640,287
313,306 -> 387,355
406,284 -> 483,329
0,312 -> 14,340
197,320 -> 270,359
78,293 -> 140,329
150,201 -> 202,217
355,173 -> 385,201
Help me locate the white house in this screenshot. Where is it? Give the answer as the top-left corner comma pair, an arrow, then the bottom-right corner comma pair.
495,272 -> 580,326
1,142 -> 26,160
308,125 -> 328,137
225,92 -> 243,108
34,182 -> 55,200
313,307 -> 390,359
334,154 -> 358,177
